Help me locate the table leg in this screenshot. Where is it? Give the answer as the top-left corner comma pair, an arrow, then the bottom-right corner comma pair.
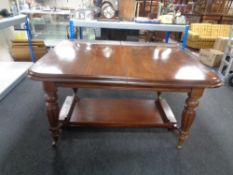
43,82 -> 60,147
177,88 -> 204,149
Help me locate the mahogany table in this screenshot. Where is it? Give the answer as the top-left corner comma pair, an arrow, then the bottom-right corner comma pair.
28,40 -> 222,148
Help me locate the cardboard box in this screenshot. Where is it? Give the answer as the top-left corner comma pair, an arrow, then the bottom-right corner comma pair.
199,49 -> 224,67
214,37 -> 233,52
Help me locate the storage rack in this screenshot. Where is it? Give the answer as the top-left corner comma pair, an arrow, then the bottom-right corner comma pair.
218,25 -> 233,86
0,15 -> 35,62
69,19 -> 189,49
20,10 -> 71,47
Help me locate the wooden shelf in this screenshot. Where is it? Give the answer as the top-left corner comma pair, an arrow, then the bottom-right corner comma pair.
59,97 -> 177,128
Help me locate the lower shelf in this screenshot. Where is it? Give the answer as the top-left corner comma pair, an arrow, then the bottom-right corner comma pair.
59,97 -> 177,128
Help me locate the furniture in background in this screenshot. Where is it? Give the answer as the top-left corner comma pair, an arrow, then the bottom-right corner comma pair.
187,23 -> 231,49
214,36 -> 233,52
199,49 -> 224,67
193,0 -> 232,15
28,40 -> 221,148
135,0 -> 159,18
69,19 -> 189,49
193,0 -> 233,24
0,15 -> 35,62
21,10 -> 70,47
0,15 -> 33,101
119,0 -> 136,20
219,26 -> 233,86
10,39 -> 47,61
135,0 -> 195,18
200,14 -> 233,24
197,36 -> 233,68
135,0 -> 194,43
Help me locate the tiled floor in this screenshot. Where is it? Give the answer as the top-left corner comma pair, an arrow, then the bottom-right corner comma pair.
0,62 -> 32,101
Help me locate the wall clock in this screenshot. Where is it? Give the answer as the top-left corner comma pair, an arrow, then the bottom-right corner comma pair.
101,1 -> 117,19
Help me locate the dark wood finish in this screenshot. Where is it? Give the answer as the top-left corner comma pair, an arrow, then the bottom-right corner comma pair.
177,88 -> 204,149
28,40 -> 222,148
63,94 -> 77,128
194,0 -> 229,14
60,97 -> 177,128
136,0 -> 159,17
156,97 -> 177,126
192,0 -> 233,24
43,82 -> 61,146
28,40 -> 221,88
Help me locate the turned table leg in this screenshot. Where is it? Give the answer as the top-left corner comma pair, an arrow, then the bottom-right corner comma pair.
43,82 -> 60,147
177,88 -> 204,149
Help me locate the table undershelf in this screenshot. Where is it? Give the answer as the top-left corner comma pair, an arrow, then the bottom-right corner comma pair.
59,97 -> 177,128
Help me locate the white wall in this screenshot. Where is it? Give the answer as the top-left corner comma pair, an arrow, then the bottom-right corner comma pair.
0,28 -> 14,61
0,0 -> 10,10
0,0 -> 14,61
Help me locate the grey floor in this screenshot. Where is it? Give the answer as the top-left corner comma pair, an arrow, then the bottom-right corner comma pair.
0,79 -> 233,175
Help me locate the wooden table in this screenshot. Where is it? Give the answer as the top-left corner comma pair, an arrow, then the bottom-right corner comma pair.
28,40 -> 222,148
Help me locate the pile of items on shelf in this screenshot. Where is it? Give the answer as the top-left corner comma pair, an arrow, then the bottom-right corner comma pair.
0,9 -> 11,19
186,23 -> 232,67
186,23 -> 232,68
134,0 -> 188,24
198,36 -> 233,67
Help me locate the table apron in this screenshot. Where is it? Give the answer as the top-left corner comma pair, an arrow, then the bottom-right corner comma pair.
54,81 -> 192,93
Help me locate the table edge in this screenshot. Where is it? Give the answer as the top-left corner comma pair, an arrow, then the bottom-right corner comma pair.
27,69 -> 223,89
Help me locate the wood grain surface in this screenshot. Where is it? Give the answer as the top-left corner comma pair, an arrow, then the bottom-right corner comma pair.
28,40 -> 221,88
59,98 -> 176,128
28,40 -> 222,148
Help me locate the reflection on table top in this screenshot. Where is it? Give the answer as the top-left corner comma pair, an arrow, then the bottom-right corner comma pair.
28,40 -> 221,88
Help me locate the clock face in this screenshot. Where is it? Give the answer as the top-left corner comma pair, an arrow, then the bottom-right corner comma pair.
101,2 -> 116,19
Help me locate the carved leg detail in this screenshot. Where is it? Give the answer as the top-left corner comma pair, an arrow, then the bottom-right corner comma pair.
177,88 -> 204,149
43,82 -> 60,147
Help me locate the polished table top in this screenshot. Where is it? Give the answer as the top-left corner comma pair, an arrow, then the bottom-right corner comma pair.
28,40 -> 221,88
